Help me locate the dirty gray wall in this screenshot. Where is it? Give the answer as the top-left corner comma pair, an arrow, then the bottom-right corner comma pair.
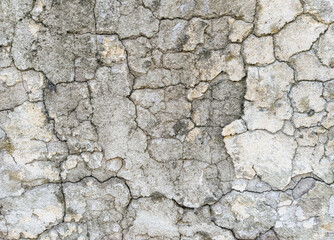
0,0 -> 334,239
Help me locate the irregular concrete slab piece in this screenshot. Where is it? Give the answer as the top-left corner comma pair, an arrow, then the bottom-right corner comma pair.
293,111 -> 326,128
95,0 -> 159,38
144,0 -> 257,22
224,131 -> 297,189
0,184 -> 63,239
275,182 -> 334,240
0,102 -> 62,196
243,35 -> 275,65
1,102 -> 52,163
187,82 -> 209,101
192,74 -> 245,128
63,177 -> 130,239
0,67 -> 28,110
211,191 -> 278,239
173,160 -> 222,208
12,19 -> 76,84
291,51 -> 334,81
290,81 -> 326,113
275,15 -> 327,61
155,19 -> 188,51
204,18 -> 230,50
97,35 -> 127,66
222,119 -> 247,136
0,0 -> 33,45
22,70 -> 45,102
179,207 -> 236,240
117,6 -> 159,39
31,0 -> 95,34
223,44 -> 245,81
316,24 -> 334,67
304,0 -> 334,23
182,18 -> 208,51
242,62 -> 294,132
245,62 -> 294,108
148,138 -> 182,162
229,19 -> 253,43
242,99 -> 292,133
196,50 -> 224,81
255,0 -> 303,35
123,197 -> 182,239
292,145 -> 324,178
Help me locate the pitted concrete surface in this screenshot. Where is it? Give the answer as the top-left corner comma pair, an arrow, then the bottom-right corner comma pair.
0,0 -> 334,239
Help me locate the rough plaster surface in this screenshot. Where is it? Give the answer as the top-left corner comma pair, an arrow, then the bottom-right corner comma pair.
0,0 -> 334,239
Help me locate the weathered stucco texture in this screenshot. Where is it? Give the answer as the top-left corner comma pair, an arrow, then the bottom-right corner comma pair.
0,0 -> 334,239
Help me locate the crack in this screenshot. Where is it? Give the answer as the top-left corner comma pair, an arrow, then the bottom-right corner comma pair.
1,0 -> 334,239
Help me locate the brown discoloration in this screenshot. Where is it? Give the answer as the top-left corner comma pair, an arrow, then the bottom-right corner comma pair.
0,139 -> 14,155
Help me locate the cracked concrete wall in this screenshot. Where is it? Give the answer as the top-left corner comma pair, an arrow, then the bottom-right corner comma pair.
0,0 -> 334,239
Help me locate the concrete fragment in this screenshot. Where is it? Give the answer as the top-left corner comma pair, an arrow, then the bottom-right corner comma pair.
255,0 -> 303,35
275,15 -> 327,61
243,35 -> 275,65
